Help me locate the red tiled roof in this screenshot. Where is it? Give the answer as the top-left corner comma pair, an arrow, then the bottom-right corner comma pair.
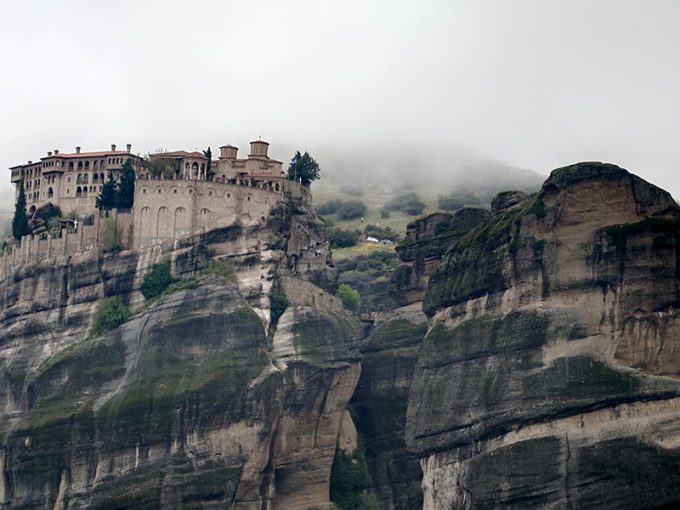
152,151 -> 207,159
43,150 -> 139,159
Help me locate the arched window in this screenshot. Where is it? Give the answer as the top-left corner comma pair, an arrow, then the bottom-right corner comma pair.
69,162 -> 74,170
47,187 -> 54,198
93,173 -> 99,182
83,174 -> 89,184
77,174 -> 82,184
78,161 -> 83,169
76,186 -> 82,197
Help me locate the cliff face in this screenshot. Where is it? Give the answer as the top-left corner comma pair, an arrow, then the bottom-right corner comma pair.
5,162 -> 680,509
408,163 -> 680,508
0,195 -> 360,509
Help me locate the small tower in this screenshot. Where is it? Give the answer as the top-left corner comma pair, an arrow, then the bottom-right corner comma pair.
249,140 -> 269,158
219,145 -> 238,159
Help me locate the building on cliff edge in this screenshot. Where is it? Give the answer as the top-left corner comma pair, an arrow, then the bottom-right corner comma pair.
6,139 -> 309,255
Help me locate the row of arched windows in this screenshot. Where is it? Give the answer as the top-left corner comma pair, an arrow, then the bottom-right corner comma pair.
74,185 -> 102,197
76,173 -> 105,184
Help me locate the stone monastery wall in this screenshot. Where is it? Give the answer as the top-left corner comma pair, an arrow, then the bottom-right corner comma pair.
0,178 -> 310,282
0,220 -> 101,282
133,178 -> 285,249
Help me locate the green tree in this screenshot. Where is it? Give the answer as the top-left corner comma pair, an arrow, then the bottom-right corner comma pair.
336,200 -> 367,220
328,228 -> 359,248
330,448 -> 369,510
91,296 -> 130,336
287,151 -> 320,186
12,180 -> 30,240
140,263 -> 174,299
385,192 -> 426,216
203,147 -> 213,179
116,159 -> 136,209
270,289 -> 289,327
97,171 -> 118,211
336,284 -> 361,312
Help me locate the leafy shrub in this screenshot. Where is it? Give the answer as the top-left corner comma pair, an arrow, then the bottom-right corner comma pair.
165,277 -> 201,293
368,257 -> 385,270
384,192 -> 425,216
204,259 -> 236,281
402,198 -> 425,215
317,199 -> 344,215
336,284 -> 361,312
140,263 -> 173,299
91,296 -> 130,336
330,448 -> 369,510
438,190 -> 490,210
270,289 -> 289,326
367,249 -> 399,264
328,228 -> 359,248
380,208 -> 391,218
336,200 -> 367,220
336,258 -> 358,272
356,260 -> 371,272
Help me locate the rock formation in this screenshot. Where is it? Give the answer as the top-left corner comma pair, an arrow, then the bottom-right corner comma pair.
4,161 -> 680,509
0,194 -> 360,508
409,162 -> 680,508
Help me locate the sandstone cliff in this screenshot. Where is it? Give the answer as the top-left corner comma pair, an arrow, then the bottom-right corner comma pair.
408,162 -> 680,508
4,161 -> 680,509
0,195 -> 360,509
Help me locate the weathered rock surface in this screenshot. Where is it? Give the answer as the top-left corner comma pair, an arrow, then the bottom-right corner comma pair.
391,208 -> 491,307
409,162 -> 680,508
0,195 -> 360,509
350,309 -> 427,509
5,161 -> 680,509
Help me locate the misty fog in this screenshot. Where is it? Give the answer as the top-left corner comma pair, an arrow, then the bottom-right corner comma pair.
1,0 -> 679,211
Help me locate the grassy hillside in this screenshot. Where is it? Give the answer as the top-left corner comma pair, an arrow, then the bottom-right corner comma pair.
308,143 -> 544,236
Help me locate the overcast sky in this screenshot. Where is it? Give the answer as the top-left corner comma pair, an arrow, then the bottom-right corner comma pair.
1,0 -> 679,205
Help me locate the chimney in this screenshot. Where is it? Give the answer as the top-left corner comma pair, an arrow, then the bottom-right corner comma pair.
28,161 -> 32,165
54,149 -> 59,155
48,151 -> 52,157
76,146 -> 81,154
111,144 -> 116,151
126,143 -> 132,153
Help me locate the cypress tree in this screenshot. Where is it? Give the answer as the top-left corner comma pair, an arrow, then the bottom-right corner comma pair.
12,180 -> 30,240
117,160 -> 136,209
203,147 -> 212,179
97,171 -> 118,211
